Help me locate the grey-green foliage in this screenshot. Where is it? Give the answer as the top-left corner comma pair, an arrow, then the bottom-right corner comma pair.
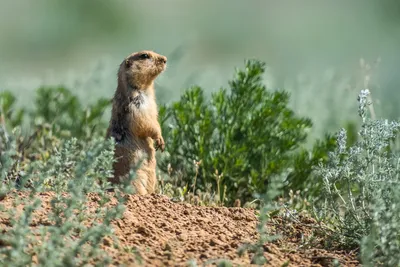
360,182 -> 400,267
0,127 -> 18,197
317,89 -> 400,264
237,174 -> 283,265
0,130 -> 136,266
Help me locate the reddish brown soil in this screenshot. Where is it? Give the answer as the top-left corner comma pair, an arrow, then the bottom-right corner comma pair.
0,192 -> 360,266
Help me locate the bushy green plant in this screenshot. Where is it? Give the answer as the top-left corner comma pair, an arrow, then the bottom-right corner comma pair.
0,86 -> 112,182
159,60 -> 317,204
286,133 -> 336,198
0,86 -> 111,142
31,86 -> 111,139
0,91 -> 25,129
317,89 -> 400,265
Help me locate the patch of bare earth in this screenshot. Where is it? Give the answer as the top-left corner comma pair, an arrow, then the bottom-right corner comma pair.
0,192 -> 359,266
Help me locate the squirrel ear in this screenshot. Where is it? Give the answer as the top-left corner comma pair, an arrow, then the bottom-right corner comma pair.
125,59 -> 132,68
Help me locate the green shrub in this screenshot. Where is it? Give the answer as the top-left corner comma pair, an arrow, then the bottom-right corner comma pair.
317,89 -> 400,265
31,86 -> 111,140
0,86 -> 111,142
286,133 -> 336,198
158,60 -> 315,204
0,86 -> 112,179
0,91 -> 25,129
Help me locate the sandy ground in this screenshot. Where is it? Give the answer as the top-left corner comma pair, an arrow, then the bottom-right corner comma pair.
0,191 -> 359,266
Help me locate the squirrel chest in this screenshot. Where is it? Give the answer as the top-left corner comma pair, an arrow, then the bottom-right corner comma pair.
127,92 -> 154,113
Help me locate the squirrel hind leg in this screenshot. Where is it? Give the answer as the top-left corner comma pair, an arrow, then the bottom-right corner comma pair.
132,169 -> 150,195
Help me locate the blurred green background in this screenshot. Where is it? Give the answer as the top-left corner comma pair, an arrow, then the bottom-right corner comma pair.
1,0 -> 400,140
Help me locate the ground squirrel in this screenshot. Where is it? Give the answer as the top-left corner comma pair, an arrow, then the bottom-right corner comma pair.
106,50 -> 167,194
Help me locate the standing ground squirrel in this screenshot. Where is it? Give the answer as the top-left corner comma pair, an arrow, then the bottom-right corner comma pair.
106,50 -> 167,194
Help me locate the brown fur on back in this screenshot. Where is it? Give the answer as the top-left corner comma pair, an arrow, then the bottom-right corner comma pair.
106,50 -> 167,194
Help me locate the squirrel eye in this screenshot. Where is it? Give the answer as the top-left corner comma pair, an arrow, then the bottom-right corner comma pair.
139,53 -> 150,60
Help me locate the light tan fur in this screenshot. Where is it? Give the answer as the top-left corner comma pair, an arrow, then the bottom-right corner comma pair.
106,50 -> 167,194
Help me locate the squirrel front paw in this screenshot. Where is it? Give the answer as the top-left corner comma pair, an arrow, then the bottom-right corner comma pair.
154,136 -> 165,152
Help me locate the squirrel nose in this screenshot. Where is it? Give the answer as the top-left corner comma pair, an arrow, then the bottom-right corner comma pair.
160,56 -> 167,64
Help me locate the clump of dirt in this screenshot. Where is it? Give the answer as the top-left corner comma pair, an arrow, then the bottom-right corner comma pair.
0,192 -> 359,266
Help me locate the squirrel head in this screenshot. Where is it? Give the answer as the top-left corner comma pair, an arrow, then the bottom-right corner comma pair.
119,50 -> 167,90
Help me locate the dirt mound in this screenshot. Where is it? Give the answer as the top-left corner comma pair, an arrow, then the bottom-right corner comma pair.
0,192 -> 359,266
